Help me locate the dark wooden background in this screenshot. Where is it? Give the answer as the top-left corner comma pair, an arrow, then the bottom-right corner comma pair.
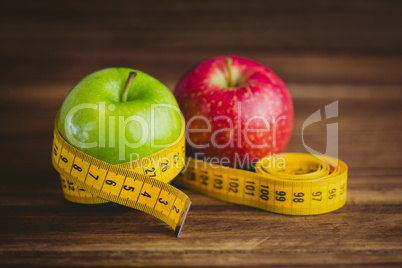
1,0 -> 401,267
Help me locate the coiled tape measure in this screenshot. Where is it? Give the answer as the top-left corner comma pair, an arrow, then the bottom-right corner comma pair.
52,115 -> 348,237
179,154 -> 347,216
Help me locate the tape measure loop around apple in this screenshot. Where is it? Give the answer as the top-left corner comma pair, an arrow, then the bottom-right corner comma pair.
52,114 -> 348,236
52,114 -> 191,237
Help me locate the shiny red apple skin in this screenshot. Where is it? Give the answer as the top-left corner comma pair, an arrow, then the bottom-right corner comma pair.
174,55 -> 293,169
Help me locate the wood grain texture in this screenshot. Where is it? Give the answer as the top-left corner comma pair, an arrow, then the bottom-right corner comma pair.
0,0 -> 401,267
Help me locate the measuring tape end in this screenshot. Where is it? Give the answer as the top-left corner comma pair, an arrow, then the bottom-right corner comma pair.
175,200 -> 192,238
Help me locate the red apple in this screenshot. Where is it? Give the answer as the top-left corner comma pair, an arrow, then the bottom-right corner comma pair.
174,55 -> 293,169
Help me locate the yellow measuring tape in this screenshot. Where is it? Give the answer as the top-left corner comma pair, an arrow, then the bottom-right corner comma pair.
52,118 -> 348,236
52,116 -> 191,237
176,154 -> 347,216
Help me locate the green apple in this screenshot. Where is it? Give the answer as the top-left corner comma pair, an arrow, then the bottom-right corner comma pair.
57,67 -> 183,165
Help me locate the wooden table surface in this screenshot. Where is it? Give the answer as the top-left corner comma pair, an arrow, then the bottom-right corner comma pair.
1,1 -> 401,267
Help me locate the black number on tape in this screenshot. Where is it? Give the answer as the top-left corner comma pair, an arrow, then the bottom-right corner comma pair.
276,191 -> 286,196
73,164 -> 82,172
340,184 -> 346,195
105,180 -> 116,187
89,172 -> 99,180
53,145 -> 58,156
260,191 -> 269,200
214,177 -> 223,190
67,180 -> 74,191
245,182 -> 255,196
173,153 -> 179,164
228,179 -> 239,193
172,205 -> 179,213
60,155 -> 68,163
275,191 -> 286,202
312,191 -> 322,201
188,171 -> 196,181
158,198 -> 168,205
328,188 -> 336,199
200,175 -> 208,186
161,160 -> 169,172
145,168 -> 156,177
293,192 -> 304,203
123,185 -> 134,192
276,196 -> 286,202
260,185 -> 269,201
141,191 -> 151,198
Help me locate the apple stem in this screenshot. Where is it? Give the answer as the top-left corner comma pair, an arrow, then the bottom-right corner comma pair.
121,72 -> 137,102
225,57 -> 233,87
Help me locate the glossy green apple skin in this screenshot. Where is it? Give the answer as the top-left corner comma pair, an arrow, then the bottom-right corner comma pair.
57,68 -> 182,165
